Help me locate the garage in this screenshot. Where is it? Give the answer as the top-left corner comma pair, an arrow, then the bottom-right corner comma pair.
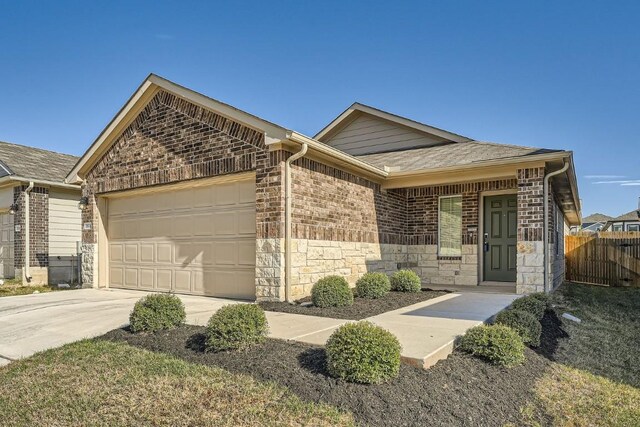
106,177 -> 256,299
0,212 -> 14,279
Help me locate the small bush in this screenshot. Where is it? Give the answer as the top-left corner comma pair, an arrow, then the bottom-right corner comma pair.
458,324 -> 525,367
311,276 -> 354,308
205,304 -> 268,352
529,292 -> 552,310
494,309 -> 542,347
390,270 -> 422,292
510,295 -> 547,320
355,272 -> 391,299
129,294 -> 186,333
326,322 -> 401,384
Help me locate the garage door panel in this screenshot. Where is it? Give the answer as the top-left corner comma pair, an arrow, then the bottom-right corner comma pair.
156,270 -> 172,290
107,178 -> 256,299
110,244 -> 124,262
140,269 -> 155,289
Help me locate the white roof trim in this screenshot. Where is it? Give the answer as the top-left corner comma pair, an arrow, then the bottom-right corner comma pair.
314,102 -> 473,143
66,74 -> 289,183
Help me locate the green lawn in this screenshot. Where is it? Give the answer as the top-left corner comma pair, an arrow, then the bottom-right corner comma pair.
0,279 -> 74,297
0,340 -> 353,427
525,283 -> 640,426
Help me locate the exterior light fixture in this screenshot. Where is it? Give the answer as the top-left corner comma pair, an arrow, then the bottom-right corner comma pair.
8,204 -> 18,215
78,196 -> 89,211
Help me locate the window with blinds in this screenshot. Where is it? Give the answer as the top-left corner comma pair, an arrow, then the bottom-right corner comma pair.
439,196 -> 462,256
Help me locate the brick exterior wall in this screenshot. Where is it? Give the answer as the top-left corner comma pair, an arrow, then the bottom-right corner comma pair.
290,159 -> 406,244
517,167 -> 544,242
13,185 -> 49,269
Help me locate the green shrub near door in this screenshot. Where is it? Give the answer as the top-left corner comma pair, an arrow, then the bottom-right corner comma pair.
494,309 -> 542,347
311,276 -> 354,308
458,324 -> 525,367
510,295 -> 547,320
390,270 -> 421,292
355,272 -> 391,299
205,304 -> 268,352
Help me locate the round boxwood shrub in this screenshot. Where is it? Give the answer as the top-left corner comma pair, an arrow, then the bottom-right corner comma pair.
205,304 -> 268,352
355,272 -> 391,299
311,276 -> 354,308
390,269 -> 421,292
529,292 -> 552,310
325,321 -> 401,384
458,324 -> 525,367
510,295 -> 547,320
494,309 -> 542,347
129,294 -> 186,333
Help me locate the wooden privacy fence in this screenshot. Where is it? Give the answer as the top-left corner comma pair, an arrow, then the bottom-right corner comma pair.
565,232 -> 640,287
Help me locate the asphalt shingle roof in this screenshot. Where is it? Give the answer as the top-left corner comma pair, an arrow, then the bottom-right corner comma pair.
582,213 -> 613,223
609,210 -> 640,222
0,141 -> 78,183
354,141 -> 562,172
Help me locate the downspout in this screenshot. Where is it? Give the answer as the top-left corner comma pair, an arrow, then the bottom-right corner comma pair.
23,181 -> 34,282
543,161 -> 569,293
284,143 -> 308,302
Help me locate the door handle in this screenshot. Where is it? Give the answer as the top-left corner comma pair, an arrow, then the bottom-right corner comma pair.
483,233 -> 489,252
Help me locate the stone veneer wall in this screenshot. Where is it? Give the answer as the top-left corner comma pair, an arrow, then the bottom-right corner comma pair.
13,185 -> 49,284
79,90 -> 284,298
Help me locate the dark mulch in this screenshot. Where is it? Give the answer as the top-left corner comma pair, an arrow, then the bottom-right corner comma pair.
102,323 -> 554,427
258,290 -> 447,320
534,310 -> 569,360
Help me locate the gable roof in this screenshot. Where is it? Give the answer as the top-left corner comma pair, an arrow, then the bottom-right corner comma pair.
66,74 -> 292,183
582,213 -> 613,223
356,141 -> 563,172
0,140 -> 79,184
608,209 -> 640,222
314,102 -> 472,146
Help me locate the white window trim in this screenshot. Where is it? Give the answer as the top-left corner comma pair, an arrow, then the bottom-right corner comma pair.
438,194 -> 463,257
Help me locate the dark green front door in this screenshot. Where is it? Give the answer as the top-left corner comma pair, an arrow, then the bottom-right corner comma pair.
483,195 -> 517,282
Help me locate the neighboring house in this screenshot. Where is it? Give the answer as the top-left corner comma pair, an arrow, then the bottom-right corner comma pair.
67,74 -> 581,300
602,208 -> 640,232
0,141 -> 82,284
573,213 -> 612,234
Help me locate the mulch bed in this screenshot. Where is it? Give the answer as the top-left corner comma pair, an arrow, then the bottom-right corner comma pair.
258,290 -> 447,320
102,315 -> 563,427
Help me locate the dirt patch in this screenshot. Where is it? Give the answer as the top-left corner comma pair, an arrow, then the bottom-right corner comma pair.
259,290 -> 446,320
102,324 -> 552,427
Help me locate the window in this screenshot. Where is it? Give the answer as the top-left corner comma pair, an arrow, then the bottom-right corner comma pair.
613,224 -> 623,232
628,224 -> 640,232
439,195 -> 462,256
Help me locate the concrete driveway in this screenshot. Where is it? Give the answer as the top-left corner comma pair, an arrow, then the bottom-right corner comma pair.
0,288 -> 241,366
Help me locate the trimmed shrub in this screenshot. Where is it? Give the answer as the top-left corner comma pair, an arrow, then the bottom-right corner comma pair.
205,304 -> 268,352
510,295 -> 547,320
129,294 -> 186,333
326,322 -> 401,384
355,272 -> 391,299
390,270 -> 422,292
311,276 -> 354,308
494,309 -> 542,347
458,324 -> 525,367
529,292 -> 552,310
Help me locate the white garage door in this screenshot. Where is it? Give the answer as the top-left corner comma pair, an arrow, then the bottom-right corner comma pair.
0,213 -> 14,279
107,179 -> 256,299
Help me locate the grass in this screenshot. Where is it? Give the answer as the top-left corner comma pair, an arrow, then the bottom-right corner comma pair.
548,283 -> 640,387
0,340 -> 353,427
524,282 -> 640,426
0,279 -> 74,297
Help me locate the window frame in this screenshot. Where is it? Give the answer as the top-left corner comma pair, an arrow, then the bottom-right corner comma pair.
438,194 -> 463,257
628,224 -> 640,232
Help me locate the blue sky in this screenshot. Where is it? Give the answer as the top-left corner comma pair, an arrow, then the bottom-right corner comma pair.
1,1 -> 638,217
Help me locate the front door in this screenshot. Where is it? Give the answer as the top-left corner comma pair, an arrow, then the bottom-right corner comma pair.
483,195 -> 517,282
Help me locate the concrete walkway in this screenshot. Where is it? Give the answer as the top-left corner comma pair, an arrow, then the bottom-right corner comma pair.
269,292 -> 519,369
